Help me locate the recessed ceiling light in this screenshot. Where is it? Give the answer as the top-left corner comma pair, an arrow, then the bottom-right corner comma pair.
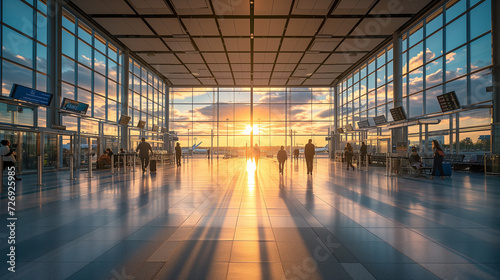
192,73 -> 199,76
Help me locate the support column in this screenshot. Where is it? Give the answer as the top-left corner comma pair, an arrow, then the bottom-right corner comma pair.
121,51 -> 130,151
47,0 -> 61,126
390,32 -> 406,152
164,85 -> 170,152
492,0 -> 500,154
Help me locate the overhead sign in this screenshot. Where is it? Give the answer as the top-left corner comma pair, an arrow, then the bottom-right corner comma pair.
337,128 -> 344,133
152,124 -> 159,132
357,120 -> 370,129
119,115 -> 131,125
437,91 -> 460,112
61,98 -> 89,115
51,124 -> 66,130
373,115 -> 387,125
137,120 -> 146,129
10,84 -> 53,106
325,137 -> 331,141
390,106 -> 406,122
161,127 -> 167,133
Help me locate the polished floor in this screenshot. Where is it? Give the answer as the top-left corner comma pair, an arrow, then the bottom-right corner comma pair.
0,157 -> 499,280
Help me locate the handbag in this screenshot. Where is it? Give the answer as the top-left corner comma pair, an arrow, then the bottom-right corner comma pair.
437,150 -> 445,157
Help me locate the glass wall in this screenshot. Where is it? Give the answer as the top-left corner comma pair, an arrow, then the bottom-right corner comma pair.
336,0 -> 493,154
128,58 -> 167,149
170,87 -> 333,156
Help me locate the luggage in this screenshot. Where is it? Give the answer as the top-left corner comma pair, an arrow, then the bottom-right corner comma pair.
435,162 -> 452,176
149,159 -> 157,172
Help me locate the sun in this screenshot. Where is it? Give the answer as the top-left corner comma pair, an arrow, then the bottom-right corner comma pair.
243,124 -> 259,135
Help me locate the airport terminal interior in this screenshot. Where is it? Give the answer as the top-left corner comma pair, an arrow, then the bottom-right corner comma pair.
0,0 -> 499,279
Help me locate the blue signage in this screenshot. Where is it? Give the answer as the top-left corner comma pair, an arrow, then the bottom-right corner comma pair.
9,84 -> 53,106
61,98 -> 89,115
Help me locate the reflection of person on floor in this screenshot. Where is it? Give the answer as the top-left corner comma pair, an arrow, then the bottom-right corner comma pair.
304,139 -> 315,175
277,146 -> 287,175
0,140 -> 21,180
175,142 -> 182,167
253,144 -> 260,164
136,138 -> 153,173
344,143 -> 355,171
96,148 -> 113,169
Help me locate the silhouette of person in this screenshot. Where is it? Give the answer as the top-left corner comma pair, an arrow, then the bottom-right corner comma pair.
253,144 -> 260,164
207,148 -> 210,159
345,143 -> 355,171
294,148 -> 299,159
0,140 -> 21,180
430,140 -> 445,180
304,139 -> 315,175
175,142 -> 182,167
360,142 -> 367,164
136,137 -> 153,173
277,145 -> 287,175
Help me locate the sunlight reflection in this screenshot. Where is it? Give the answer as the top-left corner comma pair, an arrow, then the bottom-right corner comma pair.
246,158 -> 256,191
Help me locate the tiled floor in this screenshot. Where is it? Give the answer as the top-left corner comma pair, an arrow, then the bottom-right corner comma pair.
1,157 -> 499,279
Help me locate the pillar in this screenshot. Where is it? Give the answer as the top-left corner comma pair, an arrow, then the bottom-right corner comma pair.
492,0 -> 500,154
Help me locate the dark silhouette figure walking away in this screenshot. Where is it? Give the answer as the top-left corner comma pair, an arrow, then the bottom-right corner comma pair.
175,142 -> 182,167
277,145 -> 287,175
304,139 -> 315,175
345,143 -> 355,171
430,140 -> 445,180
253,144 -> 260,164
360,142 -> 367,164
136,137 -> 153,173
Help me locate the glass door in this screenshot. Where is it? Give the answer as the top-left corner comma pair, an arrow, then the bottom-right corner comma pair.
61,135 -> 74,168
21,132 -> 37,172
80,136 -> 100,169
44,134 -> 58,170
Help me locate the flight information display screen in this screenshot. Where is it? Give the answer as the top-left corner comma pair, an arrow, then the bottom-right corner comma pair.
373,115 -> 387,125
437,91 -> 460,112
390,106 -> 406,122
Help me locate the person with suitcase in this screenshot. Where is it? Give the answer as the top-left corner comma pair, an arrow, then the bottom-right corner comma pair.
430,140 -> 445,180
136,137 -> 153,173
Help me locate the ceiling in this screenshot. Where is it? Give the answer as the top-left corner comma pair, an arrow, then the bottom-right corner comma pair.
66,0 -> 435,87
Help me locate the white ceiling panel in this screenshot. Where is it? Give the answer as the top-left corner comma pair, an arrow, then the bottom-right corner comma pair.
208,64 -> 231,72
293,0 -> 335,15
254,19 -> 287,36
171,0 -> 213,15
181,18 -> 219,36
213,0 -> 250,15
138,53 -> 180,64
319,18 -> 359,36
270,79 -> 289,85
224,38 -> 251,52
317,64 -> 351,72
213,72 -> 233,78
324,53 -> 366,64
272,72 -> 292,79
200,79 -> 218,85
128,0 -> 172,14
202,53 -> 228,63
233,72 -> 251,79
254,38 -> 281,52
280,38 -> 312,52
94,18 -> 153,35
331,0 -> 375,15
351,17 -> 410,35
218,19 -> 250,36
300,53 -> 329,64
308,38 -> 342,52
370,0 -> 432,14
169,78 -> 201,85
253,64 -> 274,72
231,64 -> 251,71
254,53 -> 277,64
176,53 -> 205,64
184,64 -> 211,76
163,39 -> 196,52
146,18 -> 185,35
337,38 -> 385,52
285,18 -> 323,36
193,38 -> 225,51
287,78 -> 306,85
253,72 -> 271,79
303,78 -> 334,85
274,64 -> 297,71
217,79 -> 234,85
119,38 -> 168,51
254,0 -> 293,15
276,53 -> 303,64
70,0 -> 135,14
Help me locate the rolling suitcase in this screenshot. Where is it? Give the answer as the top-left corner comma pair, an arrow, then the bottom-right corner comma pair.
149,157 -> 157,172
435,162 -> 452,176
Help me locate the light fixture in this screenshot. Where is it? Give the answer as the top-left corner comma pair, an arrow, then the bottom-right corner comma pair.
192,73 -> 199,76
417,119 -> 441,125
250,33 -> 254,39
250,0 -> 254,4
